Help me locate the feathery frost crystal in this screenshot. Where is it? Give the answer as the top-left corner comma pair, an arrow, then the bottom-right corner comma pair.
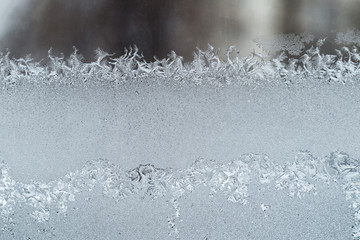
1,32 -> 360,239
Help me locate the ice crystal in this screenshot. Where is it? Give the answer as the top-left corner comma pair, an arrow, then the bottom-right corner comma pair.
2,32 -> 360,238
0,34 -> 360,89
1,151 -> 360,238
255,33 -> 315,56
336,29 -> 360,47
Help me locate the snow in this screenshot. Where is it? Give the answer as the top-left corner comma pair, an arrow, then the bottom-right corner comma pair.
1,35 -> 360,239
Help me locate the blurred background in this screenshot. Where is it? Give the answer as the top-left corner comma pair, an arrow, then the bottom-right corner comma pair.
0,0 -> 359,62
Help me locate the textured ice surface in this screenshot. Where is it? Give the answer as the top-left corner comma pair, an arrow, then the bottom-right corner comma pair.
1,33 -> 360,239
0,152 -> 357,239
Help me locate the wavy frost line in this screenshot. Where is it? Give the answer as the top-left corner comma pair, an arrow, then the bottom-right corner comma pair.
1,151 -> 360,238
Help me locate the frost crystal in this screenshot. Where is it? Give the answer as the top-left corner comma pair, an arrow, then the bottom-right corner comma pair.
0,33 -> 360,88
1,32 -> 360,238
336,29 -> 360,47
255,33 -> 315,55
1,151 -> 360,238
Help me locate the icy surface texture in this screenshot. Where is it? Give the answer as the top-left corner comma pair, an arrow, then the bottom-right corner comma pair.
255,33 -> 315,55
0,32 -> 359,88
0,151 -> 359,239
1,32 -> 360,239
336,29 -> 360,47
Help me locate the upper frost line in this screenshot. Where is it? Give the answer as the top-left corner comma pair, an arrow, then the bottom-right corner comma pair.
0,35 -> 360,87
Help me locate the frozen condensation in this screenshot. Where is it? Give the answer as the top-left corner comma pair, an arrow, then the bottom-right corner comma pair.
1,33 -> 360,239
0,34 -> 359,88
255,33 -> 315,55
1,151 -> 360,238
336,29 -> 360,47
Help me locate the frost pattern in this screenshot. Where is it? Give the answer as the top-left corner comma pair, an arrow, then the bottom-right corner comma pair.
1,34 -> 360,88
1,151 -> 360,239
255,33 -> 315,55
2,33 -> 360,238
336,29 -> 360,47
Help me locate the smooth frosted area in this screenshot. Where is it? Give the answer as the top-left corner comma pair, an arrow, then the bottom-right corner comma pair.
1,82 -> 360,182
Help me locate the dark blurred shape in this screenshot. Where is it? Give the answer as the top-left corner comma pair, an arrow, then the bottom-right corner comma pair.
1,0 -> 235,62
1,0 -> 360,62
2,0 -> 171,61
